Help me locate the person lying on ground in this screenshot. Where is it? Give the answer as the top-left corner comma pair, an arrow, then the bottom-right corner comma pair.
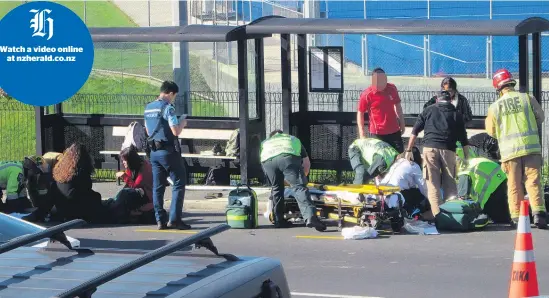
49,143 -> 105,223
378,147 -> 431,218
348,138 -> 399,185
104,145 -> 155,224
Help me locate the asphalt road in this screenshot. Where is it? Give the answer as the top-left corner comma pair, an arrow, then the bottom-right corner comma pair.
63,211 -> 549,298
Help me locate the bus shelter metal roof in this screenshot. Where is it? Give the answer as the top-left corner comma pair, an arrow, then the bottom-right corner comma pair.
246,15 -> 549,36
89,24 -> 270,42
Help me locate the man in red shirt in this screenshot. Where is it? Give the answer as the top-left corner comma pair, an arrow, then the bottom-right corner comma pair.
356,68 -> 406,153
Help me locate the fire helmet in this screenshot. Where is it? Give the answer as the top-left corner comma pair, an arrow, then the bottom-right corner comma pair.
492,69 -> 516,90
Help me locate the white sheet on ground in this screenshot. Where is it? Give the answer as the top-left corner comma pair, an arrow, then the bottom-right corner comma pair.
341,226 -> 378,240
403,218 -> 439,235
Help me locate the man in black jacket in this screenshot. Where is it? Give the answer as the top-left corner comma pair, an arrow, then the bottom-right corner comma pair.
424,77 -> 473,125
405,91 -> 470,218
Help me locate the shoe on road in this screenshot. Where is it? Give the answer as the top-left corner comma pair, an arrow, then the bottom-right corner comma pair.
306,216 -> 327,232
167,221 -> 192,230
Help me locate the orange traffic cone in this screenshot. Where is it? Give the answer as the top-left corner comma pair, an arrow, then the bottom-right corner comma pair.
509,200 -> 539,298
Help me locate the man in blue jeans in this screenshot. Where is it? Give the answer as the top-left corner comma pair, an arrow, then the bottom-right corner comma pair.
144,81 -> 190,230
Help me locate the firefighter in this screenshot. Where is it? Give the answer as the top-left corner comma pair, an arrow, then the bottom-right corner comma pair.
485,68 -> 547,229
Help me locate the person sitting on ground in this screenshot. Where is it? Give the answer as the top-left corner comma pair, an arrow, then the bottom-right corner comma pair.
49,143 -> 105,223
105,145 -> 155,224
379,147 -> 430,218
19,156 -> 58,221
457,156 -> 511,224
348,138 -> 399,185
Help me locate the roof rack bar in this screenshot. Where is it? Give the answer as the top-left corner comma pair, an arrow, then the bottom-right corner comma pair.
0,219 -> 86,255
54,223 -> 232,298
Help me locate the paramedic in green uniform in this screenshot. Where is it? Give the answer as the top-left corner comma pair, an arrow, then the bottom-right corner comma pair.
0,161 -> 32,213
348,138 -> 399,185
457,157 -> 511,223
260,130 -> 326,231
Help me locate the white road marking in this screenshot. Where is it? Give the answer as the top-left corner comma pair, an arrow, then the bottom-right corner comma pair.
291,292 -> 384,298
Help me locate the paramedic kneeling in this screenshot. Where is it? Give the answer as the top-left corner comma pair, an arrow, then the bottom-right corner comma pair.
457,157 -> 511,224
260,130 -> 326,231
144,81 -> 190,231
0,161 -> 32,213
348,138 -> 399,185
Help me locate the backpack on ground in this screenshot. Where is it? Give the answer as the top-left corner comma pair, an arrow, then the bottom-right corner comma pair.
121,122 -> 148,152
225,129 -> 240,158
436,199 -> 489,232
204,164 -> 231,186
226,184 -> 258,229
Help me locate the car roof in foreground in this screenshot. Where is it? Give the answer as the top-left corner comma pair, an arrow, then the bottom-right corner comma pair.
0,222 -> 286,298
0,246 -> 268,298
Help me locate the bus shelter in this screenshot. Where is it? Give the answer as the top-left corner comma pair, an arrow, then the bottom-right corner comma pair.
245,16 -> 549,180
35,24 -> 271,185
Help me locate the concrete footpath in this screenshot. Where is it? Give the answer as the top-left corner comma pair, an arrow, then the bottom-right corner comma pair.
93,182 -> 272,213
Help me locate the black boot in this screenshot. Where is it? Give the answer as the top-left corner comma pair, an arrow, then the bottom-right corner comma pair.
167,220 -> 192,230
306,216 -> 326,232
534,212 -> 548,230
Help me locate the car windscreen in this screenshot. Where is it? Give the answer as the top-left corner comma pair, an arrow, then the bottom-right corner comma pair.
0,213 -> 42,243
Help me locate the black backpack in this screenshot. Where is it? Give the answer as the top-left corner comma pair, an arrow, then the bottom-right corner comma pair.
204,164 -> 231,186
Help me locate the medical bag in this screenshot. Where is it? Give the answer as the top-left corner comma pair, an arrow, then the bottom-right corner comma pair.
225,184 -> 258,229
436,199 -> 489,232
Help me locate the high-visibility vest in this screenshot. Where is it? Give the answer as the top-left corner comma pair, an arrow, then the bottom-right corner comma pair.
260,133 -> 302,162
488,91 -> 541,162
457,157 -> 506,209
349,138 -> 398,171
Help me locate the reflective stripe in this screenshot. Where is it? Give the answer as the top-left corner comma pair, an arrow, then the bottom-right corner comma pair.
500,143 -> 542,158
472,166 -> 501,206
227,215 -> 248,221
517,215 -> 532,234
513,250 -> 536,263
5,193 -> 22,201
144,108 -> 162,113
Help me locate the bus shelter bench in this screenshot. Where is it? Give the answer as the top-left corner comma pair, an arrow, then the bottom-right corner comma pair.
99,126 -> 237,185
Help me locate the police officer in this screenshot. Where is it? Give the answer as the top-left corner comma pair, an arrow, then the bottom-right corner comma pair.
485,69 -> 547,229
144,81 -> 190,230
348,138 -> 399,185
457,157 -> 511,224
260,130 -> 326,231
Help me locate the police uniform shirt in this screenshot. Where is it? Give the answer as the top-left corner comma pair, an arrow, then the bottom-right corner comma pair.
144,98 -> 180,138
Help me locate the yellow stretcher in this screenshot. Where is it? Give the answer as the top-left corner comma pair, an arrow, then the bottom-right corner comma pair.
272,182 -> 405,232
